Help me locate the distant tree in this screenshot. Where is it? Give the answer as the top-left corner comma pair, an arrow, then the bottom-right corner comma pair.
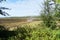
0,0 -> 10,16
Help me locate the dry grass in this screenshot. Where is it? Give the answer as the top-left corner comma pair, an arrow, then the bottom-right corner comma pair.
0,17 -> 60,31
0,21 -> 42,31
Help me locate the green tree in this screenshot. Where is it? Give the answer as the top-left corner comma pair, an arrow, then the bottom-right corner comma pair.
54,4 -> 60,19
41,0 -> 56,29
53,0 -> 60,20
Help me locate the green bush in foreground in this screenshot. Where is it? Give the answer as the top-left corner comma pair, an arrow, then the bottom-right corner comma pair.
6,25 -> 60,40
0,24 -> 60,40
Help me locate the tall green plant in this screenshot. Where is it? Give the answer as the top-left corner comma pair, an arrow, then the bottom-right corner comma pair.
54,0 -> 60,21
41,0 -> 56,29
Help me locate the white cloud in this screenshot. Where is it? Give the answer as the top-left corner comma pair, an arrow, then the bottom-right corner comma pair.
0,0 -> 43,17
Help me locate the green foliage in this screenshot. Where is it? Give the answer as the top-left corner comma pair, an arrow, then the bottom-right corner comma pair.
40,0 -> 57,29
54,3 -> 60,21
55,0 -> 60,3
1,26 -> 59,40
0,23 -> 60,40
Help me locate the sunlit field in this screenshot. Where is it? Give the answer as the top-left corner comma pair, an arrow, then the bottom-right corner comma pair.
0,17 -> 60,31
0,17 -> 41,30
0,17 -> 60,40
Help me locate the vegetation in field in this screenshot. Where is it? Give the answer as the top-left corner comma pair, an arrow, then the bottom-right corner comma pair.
0,23 -> 60,40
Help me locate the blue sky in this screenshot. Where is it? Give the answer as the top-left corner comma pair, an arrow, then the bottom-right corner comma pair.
0,0 -> 43,17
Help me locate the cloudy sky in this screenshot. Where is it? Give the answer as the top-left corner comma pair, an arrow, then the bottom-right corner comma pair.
0,0 -> 43,17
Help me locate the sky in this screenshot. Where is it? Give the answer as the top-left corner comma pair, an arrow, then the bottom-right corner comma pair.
0,0 -> 43,17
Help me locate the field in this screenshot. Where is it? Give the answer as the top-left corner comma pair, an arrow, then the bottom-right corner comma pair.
0,17 -> 60,40
0,17 -> 41,31
0,17 -> 60,31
